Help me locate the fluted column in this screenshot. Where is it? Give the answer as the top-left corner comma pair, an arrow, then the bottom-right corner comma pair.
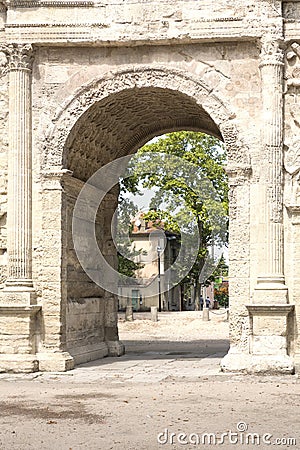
3,44 -> 34,288
254,36 -> 288,303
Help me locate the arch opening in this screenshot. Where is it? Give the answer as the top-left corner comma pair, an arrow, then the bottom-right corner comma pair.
58,83 -> 231,363
64,87 -> 223,182
42,68 -> 248,367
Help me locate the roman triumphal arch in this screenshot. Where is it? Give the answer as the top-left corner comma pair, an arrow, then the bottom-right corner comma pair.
0,0 -> 299,373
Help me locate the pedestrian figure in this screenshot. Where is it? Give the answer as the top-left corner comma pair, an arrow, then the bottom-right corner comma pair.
200,295 -> 204,311
205,296 -> 210,308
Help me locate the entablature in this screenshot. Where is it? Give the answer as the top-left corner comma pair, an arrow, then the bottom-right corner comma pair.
0,0 -> 284,46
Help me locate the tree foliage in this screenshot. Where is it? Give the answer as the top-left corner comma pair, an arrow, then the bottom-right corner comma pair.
119,131 -> 228,297
140,209 -> 180,234
214,283 -> 229,308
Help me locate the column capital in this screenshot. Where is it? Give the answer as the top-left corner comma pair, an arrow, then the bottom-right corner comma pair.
259,36 -> 284,68
0,43 -> 34,73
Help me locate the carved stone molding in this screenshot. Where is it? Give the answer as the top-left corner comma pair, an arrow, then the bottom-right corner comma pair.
286,41 -> 300,89
283,2 -> 300,21
259,36 -> 284,67
0,50 -> 8,77
246,304 -> 294,316
0,43 -> 34,77
5,0 -> 93,7
42,168 -> 73,179
0,43 -> 34,72
285,204 -> 300,224
0,305 -> 41,316
6,22 -> 109,28
44,66 -> 250,172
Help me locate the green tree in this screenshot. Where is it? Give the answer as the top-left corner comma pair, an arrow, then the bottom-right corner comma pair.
214,254 -> 229,278
120,131 -> 228,307
118,250 -> 143,279
141,209 -> 180,234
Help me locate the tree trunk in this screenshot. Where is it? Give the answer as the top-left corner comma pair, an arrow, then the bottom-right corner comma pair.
194,278 -> 200,311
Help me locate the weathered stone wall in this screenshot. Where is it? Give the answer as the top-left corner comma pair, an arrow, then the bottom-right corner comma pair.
30,39 -> 260,368
34,42 -> 261,167
34,46 -> 256,371
0,0 -> 298,372
2,1 -> 276,45
60,176 -> 120,363
283,39 -> 300,365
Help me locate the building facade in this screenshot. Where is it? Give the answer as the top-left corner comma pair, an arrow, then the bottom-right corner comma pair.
118,218 -> 182,311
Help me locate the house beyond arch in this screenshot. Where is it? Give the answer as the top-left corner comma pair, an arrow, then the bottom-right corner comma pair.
0,0 -> 298,373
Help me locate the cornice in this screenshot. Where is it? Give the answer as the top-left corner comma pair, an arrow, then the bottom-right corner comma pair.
3,16 -> 260,46
5,22 -> 109,28
5,0 -> 94,7
4,17 -> 243,28
246,304 -> 295,317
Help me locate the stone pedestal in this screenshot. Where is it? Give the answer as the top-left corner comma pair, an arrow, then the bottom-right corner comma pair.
246,305 -> 294,373
202,308 -> 210,321
151,306 -> 158,322
37,352 -> 74,372
221,305 -> 295,374
106,341 -> 125,357
125,304 -> 133,321
0,304 -> 41,373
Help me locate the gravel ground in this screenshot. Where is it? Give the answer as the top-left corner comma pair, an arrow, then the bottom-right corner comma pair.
0,311 -> 299,450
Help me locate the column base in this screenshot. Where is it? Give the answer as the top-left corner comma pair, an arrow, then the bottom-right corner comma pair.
37,352 -> 74,372
222,304 -> 295,375
0,287 -> 37,305
294,353 -> 300,374
68,341 -> 125,366
5,279 -> 34,289
0,354 -> 39,373
107,340 -> 125,356
254,276 -> 288,304
0,304 -> 41,373
221,351 -> 295,375
69,343 -> 109,366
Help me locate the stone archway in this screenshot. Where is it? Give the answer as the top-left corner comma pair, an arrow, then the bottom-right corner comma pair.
44,66 -> 250,170
0,54 -> 295,373
38,66 -> 253,370
0,2 -> 297,375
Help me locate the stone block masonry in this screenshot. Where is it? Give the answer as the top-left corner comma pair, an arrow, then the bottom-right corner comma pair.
0,0 -> 298,373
